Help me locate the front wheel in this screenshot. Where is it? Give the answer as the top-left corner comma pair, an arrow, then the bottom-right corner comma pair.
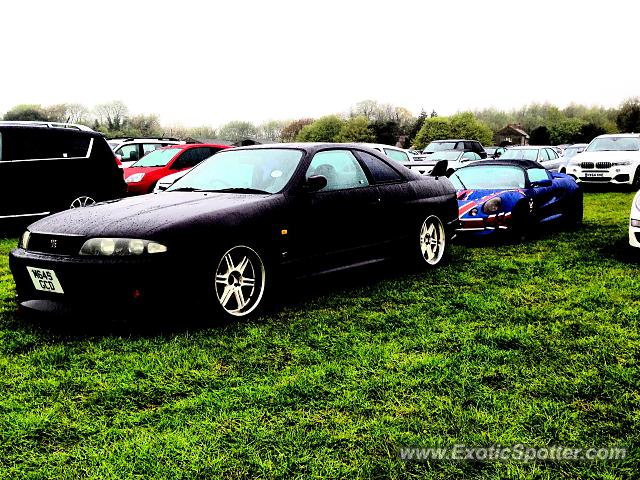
213,245 -> 267,319
417,215 -> 446,267
70,195 -> 96,208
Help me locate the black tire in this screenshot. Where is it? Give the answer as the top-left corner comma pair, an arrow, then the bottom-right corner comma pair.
210,244 -> 269,321
564,191 -> 583,230
510,200 -> 534,242
633,167 -> 640,189
416,214 -> 447,268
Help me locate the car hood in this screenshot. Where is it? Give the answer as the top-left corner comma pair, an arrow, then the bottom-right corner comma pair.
571,151 -> 640,163
28,192 -> 278,237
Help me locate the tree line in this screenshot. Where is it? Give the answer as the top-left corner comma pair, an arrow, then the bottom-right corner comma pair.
3,98 -> 640,148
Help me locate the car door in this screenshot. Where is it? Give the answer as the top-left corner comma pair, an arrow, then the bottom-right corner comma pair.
527,167 -> 560,221
288,149 -> 383,271
354,149 -> 413,247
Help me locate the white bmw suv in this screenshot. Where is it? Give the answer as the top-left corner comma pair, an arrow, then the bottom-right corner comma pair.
566,134 -> 640,186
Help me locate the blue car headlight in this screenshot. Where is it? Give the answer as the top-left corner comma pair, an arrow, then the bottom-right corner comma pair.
79,238 -> 168,256
482,197 -> 502,214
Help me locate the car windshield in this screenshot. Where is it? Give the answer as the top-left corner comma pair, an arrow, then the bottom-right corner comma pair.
132,148 -> 182,167
167,148 -> 303,194
586,137 -> 640,152
500,148 -> 539,161
429,151 -> 462,161
425,141 -> 457,153
449,166 -> 526,189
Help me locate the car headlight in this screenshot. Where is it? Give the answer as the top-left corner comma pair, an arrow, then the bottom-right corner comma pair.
482,197 -> 502,214
79,238 -> 167,256
18,230 -> 30,249
635,193 -> 640,210
613,161 -> 632,166
125,173 -> 145,183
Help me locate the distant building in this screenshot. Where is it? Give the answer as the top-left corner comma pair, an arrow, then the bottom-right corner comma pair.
494,124 -> 530,146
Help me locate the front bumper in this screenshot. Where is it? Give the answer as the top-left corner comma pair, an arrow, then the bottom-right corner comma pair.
457,211 -> 513,234
9,248 -> 203,313
566,164 -> 633,184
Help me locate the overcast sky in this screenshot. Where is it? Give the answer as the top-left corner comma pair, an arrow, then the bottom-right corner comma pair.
2,0 -> 638,127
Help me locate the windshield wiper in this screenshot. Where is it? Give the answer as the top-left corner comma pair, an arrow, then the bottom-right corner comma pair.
167,187 -> 207,192
209,187 -> 271,194
453,173 -> 467,189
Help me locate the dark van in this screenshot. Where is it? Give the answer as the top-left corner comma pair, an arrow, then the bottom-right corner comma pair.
0,122 -> 126,226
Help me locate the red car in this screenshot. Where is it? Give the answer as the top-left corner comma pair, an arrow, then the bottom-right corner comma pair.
123,143 -> 230,195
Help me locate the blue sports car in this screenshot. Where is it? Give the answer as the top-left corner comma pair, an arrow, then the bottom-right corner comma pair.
448,160 -> 583,237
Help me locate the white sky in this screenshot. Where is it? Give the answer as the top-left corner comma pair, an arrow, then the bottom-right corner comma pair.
2,0 -> 638,127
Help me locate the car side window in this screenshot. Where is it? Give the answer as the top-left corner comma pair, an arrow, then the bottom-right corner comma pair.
306,150 -> 369,192
538,149 -> 550,161
118,144 -> 139,163
528,168 -> 550,183
357,151 -> 403,183
548,148 -> 558,159
383,148 -> 409,163
178,148 -> 211,168
143,143 -> 162,155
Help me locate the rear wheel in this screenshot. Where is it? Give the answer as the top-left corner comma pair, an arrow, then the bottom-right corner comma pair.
212,245 -> 267,319
564,192 -> 583,230
510,200 -> 534,241
417,215 -> 446,267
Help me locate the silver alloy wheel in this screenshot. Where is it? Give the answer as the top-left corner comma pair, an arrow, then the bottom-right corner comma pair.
70,196 -> 96,208
419,215 -> 445,266
214,245 -> 266,317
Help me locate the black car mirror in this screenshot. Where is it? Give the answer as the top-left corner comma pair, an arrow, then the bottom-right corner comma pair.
305,175 -> 328,192
445,168 -> 455,177
430,160 -> 448,177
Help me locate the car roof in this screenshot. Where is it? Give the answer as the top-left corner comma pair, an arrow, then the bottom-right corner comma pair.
594,133 -> 640,139
459,159 -> 542,169
156,143 -> 229,151
567,143 -> 588,147
507,145 -> 548,149
430,139 -> 473,143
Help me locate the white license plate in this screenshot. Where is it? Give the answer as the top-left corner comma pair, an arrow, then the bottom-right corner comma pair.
584,172 -> 605,178
26,267 -> 64,294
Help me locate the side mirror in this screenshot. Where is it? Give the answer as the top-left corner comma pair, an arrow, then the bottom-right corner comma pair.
430,160 -> 449,177
304,175 -> 327,192
445,168 -> 455,177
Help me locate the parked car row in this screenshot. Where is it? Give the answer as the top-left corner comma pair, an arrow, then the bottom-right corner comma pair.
6,121 -> 640,324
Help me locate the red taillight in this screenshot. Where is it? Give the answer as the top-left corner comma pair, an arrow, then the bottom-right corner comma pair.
115,155 -> 123,167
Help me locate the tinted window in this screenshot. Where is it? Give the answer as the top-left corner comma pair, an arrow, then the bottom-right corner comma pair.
173,148 -> 211,169
306,150 -> 369,192
357,151 -> 403,183
383,148 -> 409,162
528,168 -> 550,183
0,129 -> 90,160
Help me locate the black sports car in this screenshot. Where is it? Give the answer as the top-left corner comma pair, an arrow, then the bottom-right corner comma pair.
10,144 -> 459,319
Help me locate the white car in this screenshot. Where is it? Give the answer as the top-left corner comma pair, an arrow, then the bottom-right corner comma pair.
499,145 -> 563,171
152,169 -> 191,192
356,143 -> 418,163
566,134 -> 640,186
108,137 -> 185,168
630,190 -> 640,248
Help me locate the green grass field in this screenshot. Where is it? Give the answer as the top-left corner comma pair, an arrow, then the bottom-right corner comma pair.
1,192 -> 638,479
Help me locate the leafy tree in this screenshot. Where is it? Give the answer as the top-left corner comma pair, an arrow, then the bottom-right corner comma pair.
218,121 -> 258,142
280,118 -> 314,142
3,104 -> 50,121
576,123 -> 606,143
126,114 -> 162,137
548,118 -> 585,144
616,97 -> 640,133
296,115 -> 344,142
412,113 -> 493,149
406,109 -> 428,146
94,101 -> 129,131
370,120 -> 400,145
412,117 -> 451,150
529,126 -> 551,145
258,120 -> 287,142
335,116 -> 375,143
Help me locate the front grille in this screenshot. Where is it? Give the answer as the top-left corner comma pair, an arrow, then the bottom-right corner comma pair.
596,162 -> 613,169
579,176 -> 611,182
580,162 -> 594,169
28,233 -> 85,256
